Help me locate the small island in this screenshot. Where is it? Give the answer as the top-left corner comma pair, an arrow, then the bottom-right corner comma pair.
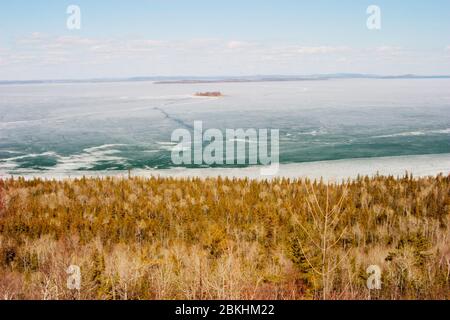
194,91 -> 223,97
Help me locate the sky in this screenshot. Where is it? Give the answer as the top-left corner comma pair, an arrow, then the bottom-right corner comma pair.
0,0 -> 449,80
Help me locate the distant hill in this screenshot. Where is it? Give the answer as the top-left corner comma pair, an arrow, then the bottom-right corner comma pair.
1,74 -> 449,85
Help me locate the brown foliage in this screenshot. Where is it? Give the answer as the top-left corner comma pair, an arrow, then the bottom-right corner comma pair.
0,179 -> 4,215
0,174 -> 449,300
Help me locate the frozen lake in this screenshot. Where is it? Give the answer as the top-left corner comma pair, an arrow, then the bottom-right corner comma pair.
1,78 -> 450,178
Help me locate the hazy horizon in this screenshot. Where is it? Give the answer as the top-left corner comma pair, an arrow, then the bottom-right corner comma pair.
2,73 -> 450,83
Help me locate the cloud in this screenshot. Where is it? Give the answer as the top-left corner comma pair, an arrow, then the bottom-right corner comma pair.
16,32 -> 49,45
11,34 -> 352,61
375,46 -> 402,53
295,46 -> 350,55
1,32 -> 449,79
226,41 -> 257,50
54,36 -> 98,47
360,46 -> 405,63
227,41 -> 246,49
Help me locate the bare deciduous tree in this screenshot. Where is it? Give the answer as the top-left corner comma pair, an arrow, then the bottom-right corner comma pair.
295,183 -> 349,299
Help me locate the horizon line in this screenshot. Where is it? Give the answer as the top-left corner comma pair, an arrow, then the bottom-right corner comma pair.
1,73 -> 450,85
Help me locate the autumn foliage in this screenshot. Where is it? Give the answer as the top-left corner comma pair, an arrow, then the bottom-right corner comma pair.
0,174 -> 449,300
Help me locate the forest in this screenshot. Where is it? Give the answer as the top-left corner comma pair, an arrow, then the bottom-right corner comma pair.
0,174 -> 449,300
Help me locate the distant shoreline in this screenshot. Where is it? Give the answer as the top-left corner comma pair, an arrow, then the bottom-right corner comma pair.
154,77 -> 328,84
1,74 -> 450,86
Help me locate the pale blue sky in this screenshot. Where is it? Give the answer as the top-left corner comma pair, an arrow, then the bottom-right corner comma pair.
0,0 -> 449,80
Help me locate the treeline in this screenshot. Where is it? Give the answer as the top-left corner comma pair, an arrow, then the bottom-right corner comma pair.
0,174 -> 449,300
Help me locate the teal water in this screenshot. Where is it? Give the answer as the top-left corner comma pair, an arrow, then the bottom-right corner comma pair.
1,79 -> 450,175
